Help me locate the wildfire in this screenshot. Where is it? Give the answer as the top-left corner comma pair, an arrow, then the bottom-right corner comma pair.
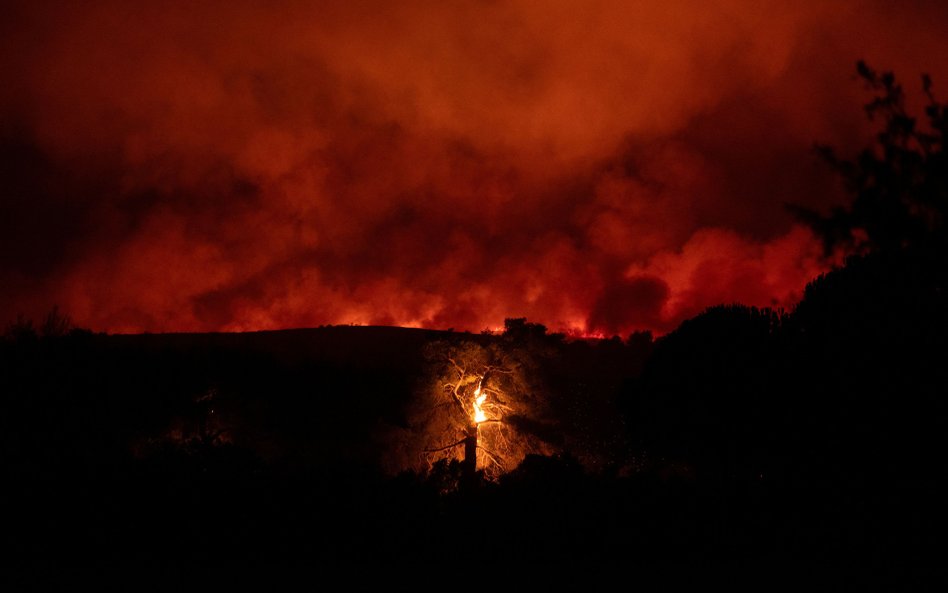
473,383 -> 487,424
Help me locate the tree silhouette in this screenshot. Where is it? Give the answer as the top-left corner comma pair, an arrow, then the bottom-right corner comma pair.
3,313 -> 37,344
39,306 -> 72,338
792,61 -> 948,255
3,307 -> 74,343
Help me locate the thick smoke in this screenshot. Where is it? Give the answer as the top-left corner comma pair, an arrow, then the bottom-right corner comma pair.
2,0 -> 946,335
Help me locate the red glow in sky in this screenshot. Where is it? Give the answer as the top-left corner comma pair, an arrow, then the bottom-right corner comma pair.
2,1 -> 947,335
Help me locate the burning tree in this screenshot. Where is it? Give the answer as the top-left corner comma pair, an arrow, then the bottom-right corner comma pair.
408,330 -> 558,484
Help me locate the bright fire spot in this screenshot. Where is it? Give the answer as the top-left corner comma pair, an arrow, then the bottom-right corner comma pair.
473,384 -> 487,424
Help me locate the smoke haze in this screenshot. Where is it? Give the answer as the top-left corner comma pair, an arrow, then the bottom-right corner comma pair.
3,0 -> 947,334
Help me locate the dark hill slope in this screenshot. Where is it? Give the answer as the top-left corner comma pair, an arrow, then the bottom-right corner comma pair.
1,325 -> 459,476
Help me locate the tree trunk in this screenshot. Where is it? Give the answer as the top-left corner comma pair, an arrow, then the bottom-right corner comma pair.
462,425 -> 478,487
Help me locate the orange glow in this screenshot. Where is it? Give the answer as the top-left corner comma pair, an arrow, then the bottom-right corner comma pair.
473,383 -> 487,424
2,1 -> 946,336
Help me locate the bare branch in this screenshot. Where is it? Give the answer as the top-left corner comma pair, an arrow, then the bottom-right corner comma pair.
477,446 -> 505,469
439,380 -> 470,417
485,401 -> 514,413
445,357 -> 467,381
424,438 -> 467,453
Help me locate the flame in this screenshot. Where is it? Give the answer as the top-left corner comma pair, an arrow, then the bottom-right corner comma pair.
473,384 -> 487,424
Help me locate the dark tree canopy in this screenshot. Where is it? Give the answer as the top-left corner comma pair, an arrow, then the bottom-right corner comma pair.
793,61 -> 948,255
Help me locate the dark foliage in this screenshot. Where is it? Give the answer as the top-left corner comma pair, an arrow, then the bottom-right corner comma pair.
792,61 -> 948,255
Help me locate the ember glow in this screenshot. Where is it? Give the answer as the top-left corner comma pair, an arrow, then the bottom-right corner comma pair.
2,1 -> 947,335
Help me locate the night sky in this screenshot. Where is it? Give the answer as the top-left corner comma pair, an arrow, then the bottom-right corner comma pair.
3,1 -> 947,335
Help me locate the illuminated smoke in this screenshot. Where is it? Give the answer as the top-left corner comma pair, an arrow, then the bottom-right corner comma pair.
1,1 -> 945,335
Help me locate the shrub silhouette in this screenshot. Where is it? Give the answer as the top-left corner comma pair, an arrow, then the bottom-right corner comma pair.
792,61 -> 948,255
